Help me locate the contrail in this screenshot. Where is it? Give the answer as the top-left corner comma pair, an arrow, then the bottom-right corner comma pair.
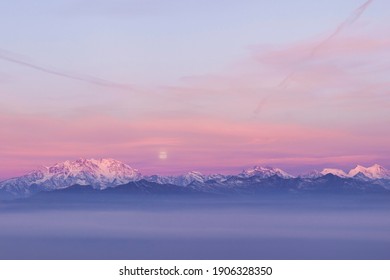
254,0 -> 374,114
0,49 -> 135,90
311,0 -> 374,56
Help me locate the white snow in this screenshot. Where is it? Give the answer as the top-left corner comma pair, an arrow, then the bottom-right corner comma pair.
320,168 -> 349,178
240,166 -> 294,179
1,159 -> 389,195
348,164 -> 390,179
0,158 -> 141,191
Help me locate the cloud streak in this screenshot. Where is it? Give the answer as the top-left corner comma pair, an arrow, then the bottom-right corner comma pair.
311,0 -> 374,56
0,49 -> 135,91
254,0 -> 375,113
1,110 -> 388,178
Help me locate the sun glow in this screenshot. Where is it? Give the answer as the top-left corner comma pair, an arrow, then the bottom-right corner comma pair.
159,151 -> 168,160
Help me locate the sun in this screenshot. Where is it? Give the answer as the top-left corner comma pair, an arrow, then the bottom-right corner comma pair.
158,151 -> 168,160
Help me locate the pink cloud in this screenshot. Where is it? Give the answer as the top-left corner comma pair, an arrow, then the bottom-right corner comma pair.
1,110 -> 388,178
2,2 -> 389,179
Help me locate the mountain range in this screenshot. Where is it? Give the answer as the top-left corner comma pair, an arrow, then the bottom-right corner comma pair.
1,158 -> 390,199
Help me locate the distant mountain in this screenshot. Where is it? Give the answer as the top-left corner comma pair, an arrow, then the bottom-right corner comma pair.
301,164 -> 390,180
145,171 -> 207,186
239,166 -> 293,179
0,158 -> 141,196
1,159 -> 389,199
320,168 -> 349,178
348,164 -> 390,179
28,174 -> 390,203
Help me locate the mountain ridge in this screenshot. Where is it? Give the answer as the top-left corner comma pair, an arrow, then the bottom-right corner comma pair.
1,158 -> 389,199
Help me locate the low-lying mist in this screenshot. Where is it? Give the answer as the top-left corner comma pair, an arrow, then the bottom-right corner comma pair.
0,194 -> 389,259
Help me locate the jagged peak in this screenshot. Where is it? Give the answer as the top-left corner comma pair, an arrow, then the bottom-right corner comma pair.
2,159 -> 390,195
0,158 -> 142,191
180,171 -> 205,183
349,163 -> 389,179
321,168 -> 348,178
44,158 -> 138,170
185,171 -> 204,176
368,163 -> 385,170
240,165 -> 293,178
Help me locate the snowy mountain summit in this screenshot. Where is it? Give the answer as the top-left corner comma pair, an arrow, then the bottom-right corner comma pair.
145,171 -> 206,187
320,168 -> 349,178
0,158 -> 141,194
303,164 -> 390,179
1,159 -> 389,199
348,164 -> 390,179
239,166 -> 294,179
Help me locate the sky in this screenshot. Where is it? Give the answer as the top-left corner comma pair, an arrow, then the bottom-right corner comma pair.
1,0 -> 390,178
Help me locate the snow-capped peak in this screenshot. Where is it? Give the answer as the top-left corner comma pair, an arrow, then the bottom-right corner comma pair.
45,158 -> 140,180
143,171 -> 206,187
320,168 -> 348,178
0,158 -> 141,192
176,171 -> 205,186
348,164 -> 390,179
240,166 -> 294,179
2,159 -> 390,198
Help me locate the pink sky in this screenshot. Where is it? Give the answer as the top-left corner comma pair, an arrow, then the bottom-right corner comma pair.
1,0 -> 390,179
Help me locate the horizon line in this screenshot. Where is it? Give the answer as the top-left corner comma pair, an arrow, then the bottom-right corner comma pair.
0,157 -> 388,181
